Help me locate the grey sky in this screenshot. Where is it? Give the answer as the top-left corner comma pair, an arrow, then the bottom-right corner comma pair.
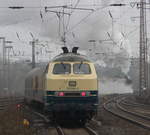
0,0 -> 149,61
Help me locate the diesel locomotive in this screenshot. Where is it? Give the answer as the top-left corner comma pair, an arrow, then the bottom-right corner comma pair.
25,47 -> 98,123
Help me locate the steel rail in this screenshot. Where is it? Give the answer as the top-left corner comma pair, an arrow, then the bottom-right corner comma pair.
25,102 -> 99,135
24,105 -> 51,127
0,96 -> 24,99
104,96 -> 150,130
26,106 -> 99,135
56,126 -> 65,135
24,105 -> 66,135
117,99 -> 150,120
91,119 -> 102,126
31,110 -> 50,123
58,126 -> 98,135
85,126 -> 98,135
121,97 -> 150,107
0,97 -> 24,103
120,99 -> 150,115
0,96 -> 24,110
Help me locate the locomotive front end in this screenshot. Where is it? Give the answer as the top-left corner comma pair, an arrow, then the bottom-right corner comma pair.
44,61 -> 98,122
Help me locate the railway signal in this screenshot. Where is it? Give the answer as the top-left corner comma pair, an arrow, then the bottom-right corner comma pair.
17,104 -> 21,109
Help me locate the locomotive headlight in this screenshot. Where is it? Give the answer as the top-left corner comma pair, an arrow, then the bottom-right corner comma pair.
57,92 -> 65,96
81,92 -> 86,96
81,91 -> 90,96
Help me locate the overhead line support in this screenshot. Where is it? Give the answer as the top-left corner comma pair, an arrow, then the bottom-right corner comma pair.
139,0 -> 148,95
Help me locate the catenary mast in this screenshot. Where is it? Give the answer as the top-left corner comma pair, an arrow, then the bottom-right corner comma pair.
139,0 -> 148,95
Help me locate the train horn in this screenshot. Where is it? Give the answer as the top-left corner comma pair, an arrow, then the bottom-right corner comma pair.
72,47 -> 79,54
62,47 -> 69,53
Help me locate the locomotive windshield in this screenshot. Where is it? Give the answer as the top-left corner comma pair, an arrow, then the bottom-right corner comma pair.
53,63 -> 71,74
73,63 -> 91,74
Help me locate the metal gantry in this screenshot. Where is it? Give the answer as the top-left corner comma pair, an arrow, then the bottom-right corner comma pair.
139,0 -> 148,95
45,5 -> 94,46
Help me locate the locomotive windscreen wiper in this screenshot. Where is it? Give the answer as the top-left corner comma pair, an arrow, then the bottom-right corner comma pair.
61,62 -> 66,69
78,61 -> 83,69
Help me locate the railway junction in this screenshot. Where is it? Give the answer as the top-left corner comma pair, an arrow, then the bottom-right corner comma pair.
0,0 -> 150,135
0,94 -> 150,135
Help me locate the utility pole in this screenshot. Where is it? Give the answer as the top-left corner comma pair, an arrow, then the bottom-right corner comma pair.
5,45 -> 13,93
0,37 -> 13,94
0,37 -> 5,92
139,0 -> 148,95
31,41 -> 35,69
0,37 -> 6,65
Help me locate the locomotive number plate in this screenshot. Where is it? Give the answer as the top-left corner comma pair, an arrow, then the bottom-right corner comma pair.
68,81 -> 76,87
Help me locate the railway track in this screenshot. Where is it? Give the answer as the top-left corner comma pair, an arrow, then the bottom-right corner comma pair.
55,126 -> 98,135
121,97 -> 150,108
24,105 -> 99,135
120,98 -> 150,117
0,96 -> 23,110
104,96 -> 150,130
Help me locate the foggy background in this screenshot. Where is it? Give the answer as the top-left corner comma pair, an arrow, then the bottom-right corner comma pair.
0,0 -> 149,95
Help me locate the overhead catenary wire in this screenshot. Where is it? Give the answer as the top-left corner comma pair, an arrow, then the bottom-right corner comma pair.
45,3 -> 95,46
0,2 -> 139,10
66,5 -> 109,34
65,0 -> 81,31
64,2 -> 140,49
0,2 -> 143,53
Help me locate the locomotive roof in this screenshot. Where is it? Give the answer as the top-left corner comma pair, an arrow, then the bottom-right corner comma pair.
52,52 -> 90,62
